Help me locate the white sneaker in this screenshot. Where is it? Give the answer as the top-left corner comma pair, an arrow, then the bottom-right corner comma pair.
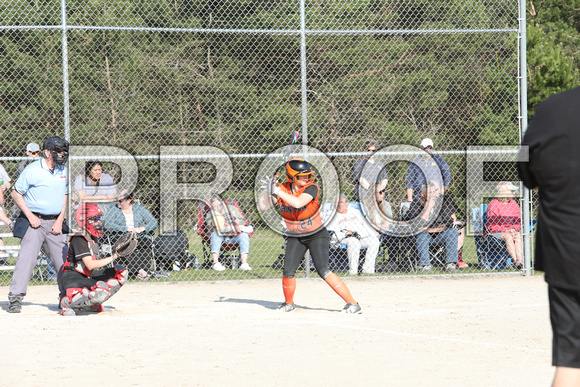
212,262 -> 226,271
239,262 -> 252,271
341,303 -> 362,314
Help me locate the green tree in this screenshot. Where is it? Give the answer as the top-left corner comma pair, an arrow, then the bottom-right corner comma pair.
526,0 -> 580,114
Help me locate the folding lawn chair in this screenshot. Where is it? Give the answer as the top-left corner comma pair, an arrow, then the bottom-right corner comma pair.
472,204 -> 512,270
323,201 -> 369,273
195,199 -> 254,269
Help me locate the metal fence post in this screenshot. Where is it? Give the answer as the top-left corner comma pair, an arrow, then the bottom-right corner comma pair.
300,0 -> 310,279
519,0 -> 532,276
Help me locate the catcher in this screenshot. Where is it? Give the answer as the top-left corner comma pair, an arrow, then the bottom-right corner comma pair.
60,203 -> 131,316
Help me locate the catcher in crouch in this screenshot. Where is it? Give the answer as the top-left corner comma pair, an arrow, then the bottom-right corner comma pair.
60,203 -> 129,316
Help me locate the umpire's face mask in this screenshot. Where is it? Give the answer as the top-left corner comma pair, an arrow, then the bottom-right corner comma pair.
43,136 -> 70,165
51,150 -> 69,165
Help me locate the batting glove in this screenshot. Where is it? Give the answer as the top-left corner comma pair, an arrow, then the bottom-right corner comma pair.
261,178 -> 281,196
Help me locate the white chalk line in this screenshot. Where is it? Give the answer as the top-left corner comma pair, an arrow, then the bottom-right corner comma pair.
274,317 -> 549,354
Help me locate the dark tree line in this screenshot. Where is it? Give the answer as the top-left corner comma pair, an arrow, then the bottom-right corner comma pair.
0,0 -> 577,221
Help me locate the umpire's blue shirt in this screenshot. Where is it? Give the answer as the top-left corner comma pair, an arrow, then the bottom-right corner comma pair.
14,158 -> 68,215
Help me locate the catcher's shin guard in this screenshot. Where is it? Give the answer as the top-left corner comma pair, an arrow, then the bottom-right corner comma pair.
115,265 -> 128,285
64,288 -> 91,308
85,281 -> 112,307
106,266 -> 128,297
60,297 -> 77,316
60,288 -> 91,316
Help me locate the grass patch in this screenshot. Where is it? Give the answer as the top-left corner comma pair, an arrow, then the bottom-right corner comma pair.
0,229 -> 533,286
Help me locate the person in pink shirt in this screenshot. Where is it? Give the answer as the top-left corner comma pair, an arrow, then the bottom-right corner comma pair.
486,182 -> 523,269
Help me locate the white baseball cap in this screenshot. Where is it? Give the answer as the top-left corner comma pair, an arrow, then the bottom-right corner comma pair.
420,138 -> 434,149
26,142 -> 40,153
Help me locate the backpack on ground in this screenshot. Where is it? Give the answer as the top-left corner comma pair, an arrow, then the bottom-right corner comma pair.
153,230 -> 195,271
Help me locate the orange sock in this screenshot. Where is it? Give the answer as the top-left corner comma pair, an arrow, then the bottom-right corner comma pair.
324,273 -> 356,304
282,276 -> 296,305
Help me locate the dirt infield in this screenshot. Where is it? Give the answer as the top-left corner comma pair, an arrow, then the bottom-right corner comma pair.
1,275 -> 552,386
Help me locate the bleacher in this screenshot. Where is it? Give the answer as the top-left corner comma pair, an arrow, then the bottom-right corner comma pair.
0,221 -> 18,271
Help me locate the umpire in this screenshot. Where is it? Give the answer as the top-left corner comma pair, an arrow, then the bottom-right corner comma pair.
8,136 -> 70,313
518,86 -> 580,385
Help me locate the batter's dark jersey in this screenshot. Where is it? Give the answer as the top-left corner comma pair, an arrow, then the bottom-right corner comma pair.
518,86 -> 580,290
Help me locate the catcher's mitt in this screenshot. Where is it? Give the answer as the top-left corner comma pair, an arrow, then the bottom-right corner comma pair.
112,231 -> 138,257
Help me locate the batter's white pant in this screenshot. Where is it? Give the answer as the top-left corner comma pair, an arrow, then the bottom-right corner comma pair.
343,236 -> 380,275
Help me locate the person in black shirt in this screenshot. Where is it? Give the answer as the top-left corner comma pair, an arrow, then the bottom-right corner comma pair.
352,141 -> 388,202
518,86 -> 580,385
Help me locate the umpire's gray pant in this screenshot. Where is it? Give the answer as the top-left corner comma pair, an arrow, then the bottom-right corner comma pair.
9,218 -> 67,299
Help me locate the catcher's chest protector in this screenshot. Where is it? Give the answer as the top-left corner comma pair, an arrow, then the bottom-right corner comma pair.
65,232 -> 98,277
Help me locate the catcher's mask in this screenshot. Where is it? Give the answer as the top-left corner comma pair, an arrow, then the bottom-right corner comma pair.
42,136 -> 69,165
285,158 -> 314,183
75,203 -> 103,238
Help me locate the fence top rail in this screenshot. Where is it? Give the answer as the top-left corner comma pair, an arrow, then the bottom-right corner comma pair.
0,25 -> 518,35
0,149 -> 520,162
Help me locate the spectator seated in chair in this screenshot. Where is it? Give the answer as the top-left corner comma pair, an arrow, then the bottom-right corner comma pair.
402,180 -> 459,272
206,194 -> 253,272
486,182 -> 523,269
361,184 -> 413,272
361,184 -> 394,235
326,194 -> 380,275
103,189 -> 159,280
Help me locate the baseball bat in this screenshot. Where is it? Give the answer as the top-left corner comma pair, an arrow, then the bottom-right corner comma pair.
274,130 -> 300,180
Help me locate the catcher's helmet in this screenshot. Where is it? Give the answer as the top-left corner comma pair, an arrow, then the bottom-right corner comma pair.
42,136 -> 69,165
286,158 -> 314,183
75,203 -> 103,238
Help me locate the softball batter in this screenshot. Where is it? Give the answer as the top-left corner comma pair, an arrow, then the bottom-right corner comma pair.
259,158 -> 361,313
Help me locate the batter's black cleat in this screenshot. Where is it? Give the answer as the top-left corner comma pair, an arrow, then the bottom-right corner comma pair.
8,297 -> 23,313
341,303 -> 362,314
277,302 -> 295,312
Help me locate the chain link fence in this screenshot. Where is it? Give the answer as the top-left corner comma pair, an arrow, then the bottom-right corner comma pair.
0,0 -> 530,285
